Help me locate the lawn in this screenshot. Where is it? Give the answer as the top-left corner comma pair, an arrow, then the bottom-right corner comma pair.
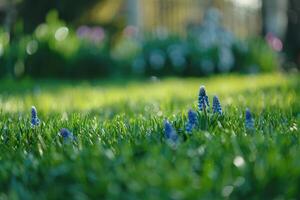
0,73 -> 299,199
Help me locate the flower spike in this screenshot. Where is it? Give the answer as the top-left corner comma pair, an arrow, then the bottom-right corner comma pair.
60,128 -> 75,141
245,108 -> 255,131
212,96 -> 222,115
31,106 -> 40,127
186,109 -> 198,133
164,120 -> 178,143
198,86 -> 209,111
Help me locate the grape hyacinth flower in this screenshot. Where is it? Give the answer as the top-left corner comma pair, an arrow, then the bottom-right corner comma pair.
186,109 -> 198,133
212,95 -> 223,115
245,108 -> 255,131
31,106 -> 40,127
60,128 -> 75,141
198,86 -> 210,111
164,120 -> 178,143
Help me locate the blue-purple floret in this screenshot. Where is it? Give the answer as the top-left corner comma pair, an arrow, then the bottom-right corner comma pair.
212,96 -> 222,115
186,109 -> 198,133
60,128 -> 75,140
198,86 -> 209,111
164,120 -> 178,143
31,106 -> 40,127
245,108 -> 255,130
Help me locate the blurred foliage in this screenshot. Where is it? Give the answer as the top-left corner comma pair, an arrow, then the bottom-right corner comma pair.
284,0 -> 300,70
114,33 -> 279,77
0,10 -> 112,79
17,0 -> 103,32
0,9 -> 280,79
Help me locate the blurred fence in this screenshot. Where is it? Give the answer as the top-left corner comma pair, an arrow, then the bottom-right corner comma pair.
128,0 -> 262,38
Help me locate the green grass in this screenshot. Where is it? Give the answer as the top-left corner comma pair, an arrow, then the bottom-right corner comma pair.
0,73 -> 299,199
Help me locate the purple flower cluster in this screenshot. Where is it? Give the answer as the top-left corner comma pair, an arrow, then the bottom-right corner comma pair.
198,86 -> 223,115
29,106 -> 76,141
163,84 -> 257,145
30,84 -> 256,148
76,26 -> 105,43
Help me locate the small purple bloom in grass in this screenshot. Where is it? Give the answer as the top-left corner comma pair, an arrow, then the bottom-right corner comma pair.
186,109 -> 198,133
60,128 -> 75,140
198,86 -> 209,111
245,108 -> 255,130
212,96 -> 222,115
31,106 -> 40,127
164,120 -> 178,143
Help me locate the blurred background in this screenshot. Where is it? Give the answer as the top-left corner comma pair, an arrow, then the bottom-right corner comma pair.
0,0 -> 299,79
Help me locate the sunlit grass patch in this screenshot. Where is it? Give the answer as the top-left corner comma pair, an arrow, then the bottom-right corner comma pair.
0,73 -> 297,114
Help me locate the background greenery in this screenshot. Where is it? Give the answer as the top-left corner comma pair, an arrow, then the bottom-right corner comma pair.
0,9 -> 279,79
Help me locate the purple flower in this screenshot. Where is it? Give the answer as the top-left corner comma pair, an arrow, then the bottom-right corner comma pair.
90,27 -> 105,43
60,128 -> 75,140
198,86 -> 210,111
245,108 -> 255,130
77,26 -> 105,43
212,96 -> 222,115
186,109 -> 198,133
31,106 -> 40,127
76,25 -> 90,38
164,120 -> 178,143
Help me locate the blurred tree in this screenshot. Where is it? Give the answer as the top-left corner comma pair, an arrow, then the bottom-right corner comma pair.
127,0 -> 140,27
0,0 -> 18,36
285,0 -> 300,69
262,0 -> 300,69
262,0 -> 288,38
